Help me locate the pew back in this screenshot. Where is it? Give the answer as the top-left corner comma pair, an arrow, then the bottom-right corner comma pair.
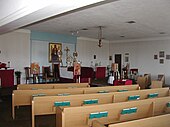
108,114 -> 170,127
113,88 -> 169,102
83,85 -> 140,94
33,93 -> 114,116
17,83 -> 90,90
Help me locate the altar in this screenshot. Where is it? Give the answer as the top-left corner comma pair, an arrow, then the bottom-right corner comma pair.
59,67 -> 73,79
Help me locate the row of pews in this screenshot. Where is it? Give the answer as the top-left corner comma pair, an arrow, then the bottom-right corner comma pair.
12,83 -> 170,127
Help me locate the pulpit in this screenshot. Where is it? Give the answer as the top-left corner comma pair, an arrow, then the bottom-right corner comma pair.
0,69 -> 14,87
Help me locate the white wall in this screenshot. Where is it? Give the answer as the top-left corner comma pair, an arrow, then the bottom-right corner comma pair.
77,37 -> 110,67
0,29 -> 30,84
110,37 -> 170,85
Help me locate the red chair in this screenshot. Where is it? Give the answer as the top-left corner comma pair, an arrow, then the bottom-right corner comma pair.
95,67 -> 106,79
125,80 -> 132,85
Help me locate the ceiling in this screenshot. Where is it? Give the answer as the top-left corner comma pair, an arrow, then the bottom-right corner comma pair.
24,0 -> 170,41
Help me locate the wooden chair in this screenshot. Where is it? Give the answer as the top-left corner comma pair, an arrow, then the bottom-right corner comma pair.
158,74 -> 165,85
42,66 -> 55,83
24,67 -> 33,84
137,76 -> 147,89
144,74 -> 151,88
150,74 -> 165,88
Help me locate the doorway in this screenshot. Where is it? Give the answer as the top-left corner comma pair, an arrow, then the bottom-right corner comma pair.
115,54 -> 122,77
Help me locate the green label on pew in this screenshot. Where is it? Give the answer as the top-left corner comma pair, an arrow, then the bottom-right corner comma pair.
167,102 -> 170,107
32,93 -> 46,97
54,101 -> 70,107
84,99 -> 98,105
98,90 -> 109,93
148,93 -> 159,98
121,107 -> 137,115
32,88 -> 38,90
117,89 -> 128,92
128,95 -> 140,101
57,93 -> 70,96
68,86 -> 77,88
89,111 -> 108,119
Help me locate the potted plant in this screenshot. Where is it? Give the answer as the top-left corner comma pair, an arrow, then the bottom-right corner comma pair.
15,71 -> 21,84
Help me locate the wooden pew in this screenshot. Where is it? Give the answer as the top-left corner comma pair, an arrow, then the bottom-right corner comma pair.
17,83 -> 90,90
32,88 -> 169,127
12,85 -> 140,119
12,88 -> 84,119
113,87 -> 169,102
108,114 -> 170,127
83,84 -> 140,94
32,93 -> 114,127
56,96 -> 170,127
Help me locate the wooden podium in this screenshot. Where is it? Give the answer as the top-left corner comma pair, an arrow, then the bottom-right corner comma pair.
0,69 -> 14,87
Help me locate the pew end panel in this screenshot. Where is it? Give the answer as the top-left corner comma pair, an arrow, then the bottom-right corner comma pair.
92,120 -> 107,127
153,96 -> 170,115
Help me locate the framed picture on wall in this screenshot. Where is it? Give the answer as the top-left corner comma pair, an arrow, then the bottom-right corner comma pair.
166,55 -> 170,60
160,59 -> 164,64
49,43 -> 62,63
159,51 -> 165,58
154,55 -> 158,59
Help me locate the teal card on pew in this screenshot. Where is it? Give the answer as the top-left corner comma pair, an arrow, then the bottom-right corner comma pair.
121,108 -> 130,115
54,101 -> 70,107
121,107 -> 137,115
167,102 -> 170,107
99,111 -> 108,117
148,93 -> 158,98
89,111 -> 108,119
32,93 -> 46,97
117,89 -> 128,92
128,95 -> 140,101
57,93 -> 70,96
84,99 -> 98,105
32,88 -> 38,90
98,90 -> 109,93
130,107 -> 137,113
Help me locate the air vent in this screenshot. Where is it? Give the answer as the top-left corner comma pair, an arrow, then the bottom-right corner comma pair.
126,21 -> 136,24
159,32 -> 166,34
120,35 -> 125,38
81,28 -> 88,30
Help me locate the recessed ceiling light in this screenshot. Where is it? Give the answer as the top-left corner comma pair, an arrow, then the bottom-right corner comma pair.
126,21 -> 136,24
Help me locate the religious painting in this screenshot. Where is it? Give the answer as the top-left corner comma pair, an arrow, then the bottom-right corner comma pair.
74,63 -> 81,76
30,62 -> 40,74
49,43 -> 62,63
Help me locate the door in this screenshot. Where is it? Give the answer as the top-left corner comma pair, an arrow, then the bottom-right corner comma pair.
115,54 -> 122,77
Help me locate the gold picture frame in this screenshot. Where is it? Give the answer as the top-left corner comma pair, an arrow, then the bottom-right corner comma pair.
49,43 -> 62,63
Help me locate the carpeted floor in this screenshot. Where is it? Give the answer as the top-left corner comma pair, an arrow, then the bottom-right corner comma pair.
0,95 -> 56,127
